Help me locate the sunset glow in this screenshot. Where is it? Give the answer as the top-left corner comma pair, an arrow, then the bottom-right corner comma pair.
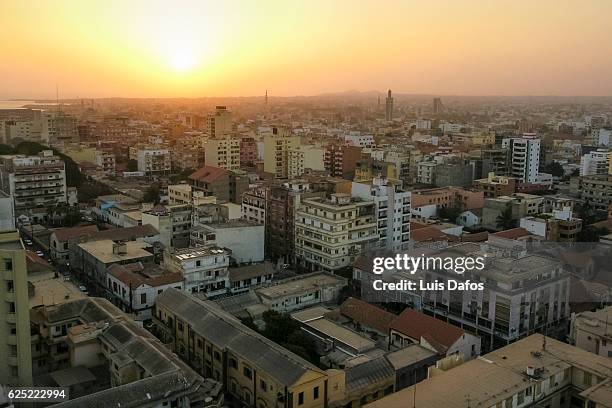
2,0 -> 612,98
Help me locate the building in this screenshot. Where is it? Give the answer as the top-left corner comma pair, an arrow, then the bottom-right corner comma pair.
41,111 -> 78,145
411,186 -> 483,212
570,306 -> 612,358
94,150 -> 116,175
295,193 -> 377,273
141,203 -> 192,248
356,243 -> 570,351
241,186 -> 266,225
343,132 -> 374,148
154,288 -> 333,408
502,134 -> 541,183
189,165 -> 248,204
229,262 -> 274,294
482,193 -> 544,231
0,229 -> 32,386
354,158 -> 396,182
191,220 -> 265,264
519,208 -> 582,242
106,262 -> 184,320
389,308 -> 481,361
163,245 -> 230,297
204,137 -> 241,171
385,90 -> 393,121
365,335 -> 612,408
49,225 -> 99,264
473,172 -> 518,198
136,148 -> 171,175
324,144 -> 362,178
288,145 -> 325,178
580,149 -> 611,176
351,177 -> 411,251
573,174 -> 612,211
263,126 -> 301,178
32,296 -> 223,407
0,150 -> 68,221
256,272 -> 347,313
206,105 -> 233,138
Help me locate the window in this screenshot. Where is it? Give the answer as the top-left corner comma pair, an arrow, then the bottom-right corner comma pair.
229,358 -> 237,369
140,293 -> 147,304
214,351 -> 221,361
177,322 -> 183,332
298,392 -> 304,405
4,259 -> 13,271
243,366 -> 252,379
260,380 -> 267,392
6,281 -> 14,292
584,371 -> 592,387
313,386 -> 319,400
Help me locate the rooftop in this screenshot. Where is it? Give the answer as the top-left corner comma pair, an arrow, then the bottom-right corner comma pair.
256,272 -> 347,299
78,240 -> 154,264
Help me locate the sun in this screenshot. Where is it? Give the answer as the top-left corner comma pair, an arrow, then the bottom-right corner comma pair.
170,48 -> 196,72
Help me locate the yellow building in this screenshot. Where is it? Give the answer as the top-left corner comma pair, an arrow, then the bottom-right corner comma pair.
207,106 -> 233,138
288,145 -> 325,178
0,229 -> 32,386
154,288 -> 334,408
264,126 -> 301,178
204,137 -> 241,170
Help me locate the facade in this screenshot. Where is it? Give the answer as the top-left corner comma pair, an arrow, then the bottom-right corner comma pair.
94,150 -> 116,175
49,225 -> 99,264
473,172 -> 518,198
263,126 -> 301,178
502,134 -> 541,183
136,148 -> 171,175
570,306 -> 612,358
0,150 -> 68,220
574,174 -> 612,211
580,149 -> 611,176
288,145 -> 325,178
204,137 -> 241,171
163,245 -> 230,297
189,165 -> 248,204
295,193 -> 377,273
351,177 -> 411,251
324,144 -> 362,178
241,186 -> 266,225
482,193 -> 544,231
206,105 -> 233,138
141,203 -> 192,248
191,220 -> 265,264
41,111 -> 78,145
0,230 -> 32,386
154,288 -> 333,408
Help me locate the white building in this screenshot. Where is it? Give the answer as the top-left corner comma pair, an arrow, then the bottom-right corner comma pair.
580,149 -> 611,176
502,134 -> 541,183
351,177 -> 411,251
137,148 -> 171,175
570,306 -> 612,358
163,245 -> 230,297
191,220 -> 265,264
241,187 -> 266,225
343,131 -> 374,148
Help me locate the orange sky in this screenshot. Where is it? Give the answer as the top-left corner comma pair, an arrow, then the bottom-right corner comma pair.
1,0 -> 612,98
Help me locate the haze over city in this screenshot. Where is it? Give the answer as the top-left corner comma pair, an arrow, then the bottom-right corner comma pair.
3,0 -> 612,99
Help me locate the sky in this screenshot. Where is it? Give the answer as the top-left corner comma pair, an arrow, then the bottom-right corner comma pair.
1,0 -> 612,99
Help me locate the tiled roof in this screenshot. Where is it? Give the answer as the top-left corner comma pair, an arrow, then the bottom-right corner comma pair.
340,297 -> 396,334
390,308 -> 465,353
491,227 -> 531,239
51,225 -> 99,242
189,165 -> 227,183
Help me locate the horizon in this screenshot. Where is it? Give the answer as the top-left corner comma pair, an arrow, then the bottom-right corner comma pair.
3,0 -> 612,99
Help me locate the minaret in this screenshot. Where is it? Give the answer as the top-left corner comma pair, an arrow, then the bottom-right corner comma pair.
385,89 -> 393,121
265,89 -> 268,105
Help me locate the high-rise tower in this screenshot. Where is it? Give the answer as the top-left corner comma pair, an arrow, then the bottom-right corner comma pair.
385,89 -> 393,121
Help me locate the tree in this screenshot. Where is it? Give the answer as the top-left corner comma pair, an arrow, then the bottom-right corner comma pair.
577,226 -> 609,242
496,203 -> 516,230
576,200 -> 595,225
127,159 -> 138,172
143,186 -> 161,204
543,161 -> 564,178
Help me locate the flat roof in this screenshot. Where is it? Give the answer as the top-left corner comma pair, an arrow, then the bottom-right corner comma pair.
78,240 -> 153,264
29,277 -> 85,309
256,272 -> 346,299
305,318 -> 375,353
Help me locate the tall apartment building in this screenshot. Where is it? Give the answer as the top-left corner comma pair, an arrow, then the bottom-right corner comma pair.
206,105 -> 233,138
502,134 -> 541,183
41,111 -> 78,145
263,126 -> 301,178
0,150 -> 67,220
239,136 -> 259,167
189,165 -> 248,204
324,144 -> 362,178
288,145 -> 325,178
241,186 -> 266,224
163,245 -> 230,297
94,150 -> 116,175
136,148 -> 171,175
141,204 -> 193,248
0,110 -> 42,143
295,193 -> 377,273
204,137 -> 241,170
570,306 -> 612,358
0,229 -> 32,386
580,149 -> 611,176
351,177 -> 411,251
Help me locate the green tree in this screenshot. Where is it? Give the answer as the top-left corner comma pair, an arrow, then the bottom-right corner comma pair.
543,161 -> 564,178
127,159 -> 138,172
143,186 -> 161,204
576,200 -> 595,225
577,226 -> 609,242
496,203 -> 516,230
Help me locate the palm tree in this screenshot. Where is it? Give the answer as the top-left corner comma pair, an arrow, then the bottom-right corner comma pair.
496,203 -> 516,230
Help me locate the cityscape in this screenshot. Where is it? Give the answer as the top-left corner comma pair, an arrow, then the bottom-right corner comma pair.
1,1 -> 612,408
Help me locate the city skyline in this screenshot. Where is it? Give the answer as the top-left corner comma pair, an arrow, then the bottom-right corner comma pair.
3,0 -> 612,99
